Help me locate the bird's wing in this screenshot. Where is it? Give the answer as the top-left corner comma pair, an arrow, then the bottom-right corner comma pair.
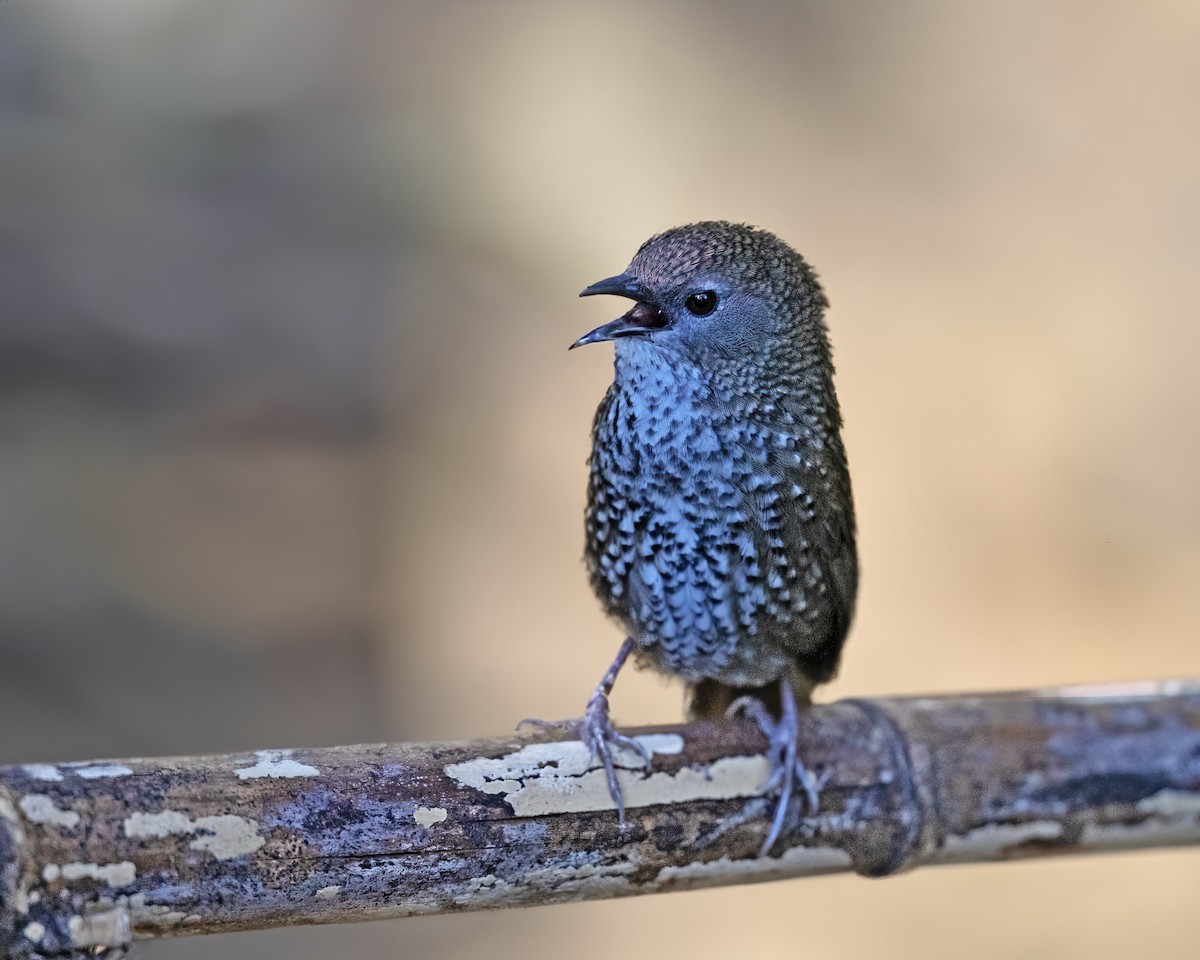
765,417 -> 858,684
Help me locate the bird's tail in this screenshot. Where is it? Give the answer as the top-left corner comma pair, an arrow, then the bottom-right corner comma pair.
685,667 -> 816,722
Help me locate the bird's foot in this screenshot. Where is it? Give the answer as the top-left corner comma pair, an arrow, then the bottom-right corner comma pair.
517,694 -> 650,826
580,690 -> 652,826
520,638 -> 647,826
515,716 -> 569,733
728,690 -> 824,856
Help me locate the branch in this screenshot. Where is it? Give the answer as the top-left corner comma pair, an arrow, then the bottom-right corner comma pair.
3,681 -> 1200,958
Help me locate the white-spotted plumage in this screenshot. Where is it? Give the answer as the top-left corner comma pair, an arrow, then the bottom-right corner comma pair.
570,222 -> 857,851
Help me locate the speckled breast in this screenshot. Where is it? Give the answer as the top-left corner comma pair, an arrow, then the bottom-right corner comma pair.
584,345 -> 820,687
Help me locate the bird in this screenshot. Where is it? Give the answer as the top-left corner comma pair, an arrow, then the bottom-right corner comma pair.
569,221 -> 858,855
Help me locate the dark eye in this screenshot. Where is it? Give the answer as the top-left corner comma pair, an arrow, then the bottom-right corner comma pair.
684,291 -> 718,317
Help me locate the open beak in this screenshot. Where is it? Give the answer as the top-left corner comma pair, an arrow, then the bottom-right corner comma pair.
571,272 -> 665,349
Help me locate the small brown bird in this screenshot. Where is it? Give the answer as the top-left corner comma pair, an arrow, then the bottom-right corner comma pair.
570,222 -> 857,854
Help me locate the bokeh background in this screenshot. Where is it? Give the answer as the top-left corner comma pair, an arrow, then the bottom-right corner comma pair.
2,1 -> 1198,957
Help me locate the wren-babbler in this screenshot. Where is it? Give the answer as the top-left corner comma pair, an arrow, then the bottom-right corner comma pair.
571,221 -> 858,854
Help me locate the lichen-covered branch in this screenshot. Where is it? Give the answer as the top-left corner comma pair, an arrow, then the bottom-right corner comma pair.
3,681 -> 1200,958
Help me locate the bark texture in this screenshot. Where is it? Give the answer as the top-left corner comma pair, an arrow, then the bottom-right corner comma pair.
2,682 -> 1199,958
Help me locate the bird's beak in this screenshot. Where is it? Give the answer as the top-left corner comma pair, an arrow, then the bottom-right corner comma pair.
579,273 -> 650,301
571,272 -> 665,349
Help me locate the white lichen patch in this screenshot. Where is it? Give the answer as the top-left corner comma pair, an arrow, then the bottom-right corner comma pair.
188,815 -> 265,860
657,844 -> 852,888
22,764 -> 63,782
459,872 -> 510,905
128,898 -> 191,928
482,754 -> 763,817
54,861 -> 137,887
939,821 -> 1061,860
23,922 -> 46,944
1087,818 -> 1200,849
315,885 -> 340,899
450,734 -> 682,789
67,763 -> 133,780
1051,680 -> 1190,701
128,892 -> 183,930
19,794 -> 81,829
445,734 -> 746,817
1079,789 -> 1200,850
124,810 -> 195,839
632,733 -> 684,755
68,906 -> 132,949
520,859 -> 638,898
454,857 -> 640,908
1137,789 -> 1200,817
413,805 -> 448,827
123,810 -> 264,860
235,749 -> 320,780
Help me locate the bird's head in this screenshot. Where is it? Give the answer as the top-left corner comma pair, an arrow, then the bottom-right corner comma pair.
572,222 -> 829,367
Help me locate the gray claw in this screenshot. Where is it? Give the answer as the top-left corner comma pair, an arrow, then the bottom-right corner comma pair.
730,684 -> 823,856
726,695 -> 773,728
796,761 -> 827,815
516,717 -> 559,733
582,692 -> 649,826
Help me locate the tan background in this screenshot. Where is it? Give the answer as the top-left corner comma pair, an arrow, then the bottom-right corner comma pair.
1,1 -> 1197,958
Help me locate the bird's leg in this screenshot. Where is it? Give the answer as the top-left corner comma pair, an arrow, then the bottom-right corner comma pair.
581,636 -> 652,825
728,675 -> 822,856
518,637 -> 651,825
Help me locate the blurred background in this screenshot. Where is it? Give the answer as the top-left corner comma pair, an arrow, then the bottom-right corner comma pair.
1,0 -> 1198,957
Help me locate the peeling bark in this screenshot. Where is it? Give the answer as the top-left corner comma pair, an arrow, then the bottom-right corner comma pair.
2,682 -> 1199,958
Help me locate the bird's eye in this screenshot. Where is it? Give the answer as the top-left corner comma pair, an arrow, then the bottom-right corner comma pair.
684,291 -> 719,317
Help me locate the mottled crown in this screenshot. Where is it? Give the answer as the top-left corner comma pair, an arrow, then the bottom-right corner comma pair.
630,221 -> 828,311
